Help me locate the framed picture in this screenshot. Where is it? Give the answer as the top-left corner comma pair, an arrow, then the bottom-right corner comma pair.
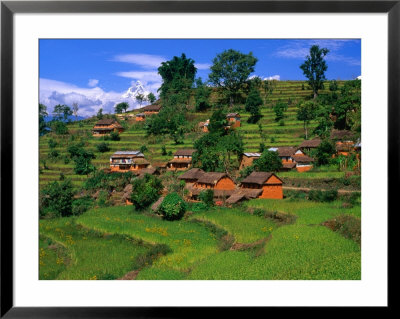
1,0 -> 396,316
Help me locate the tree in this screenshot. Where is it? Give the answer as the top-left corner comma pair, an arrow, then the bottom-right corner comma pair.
240,150 -> 282,178
313,103 -> 334,138
207,109 -> 229,135
159,192 -> 187,221
315,139 -> 336,166
130,174 -> 163,210
208,49 -> 258,106
262,80 -> 276,105
147,92 -> 156,104
72,102 -> 79,120
334,79 -> 361,130
329,80 -> 338,92
115,102 -> 129,114
194,78 -> 211,112
273,101 -> 288,122
40,179 -> 74,217
96,142 -> 110,153
53,104 -> 73,122
136,93 -> 145,108
245,88 -> 263,123
67,144 -> 96,175
297,100 -> 318,139
39,103 -> 48,136
300,45 -> 329,99
97,108 -> 103,120
199,189 -> 214,207
50,120 -> 69,135
158,53 -> 197,106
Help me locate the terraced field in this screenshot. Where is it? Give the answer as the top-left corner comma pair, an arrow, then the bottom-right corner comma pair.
39,80 -> 346,188
39,198 -> 361,280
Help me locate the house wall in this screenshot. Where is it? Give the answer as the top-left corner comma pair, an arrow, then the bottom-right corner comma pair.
239,156 -> 258,169
110,163 -> 149,172
215,177 -> 236,190
136,116 -> 145,122
260,184 -> 283,199
296,165 -> 313,172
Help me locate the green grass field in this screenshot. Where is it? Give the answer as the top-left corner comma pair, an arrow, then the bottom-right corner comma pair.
39,198 -> 361,280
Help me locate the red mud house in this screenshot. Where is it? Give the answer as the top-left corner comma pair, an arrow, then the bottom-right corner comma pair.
331,129 -> 356,156
178,168 -> 205,186
240,172 -> 283,199
141,104 -> 162,115
135,113 -> 146,122
298,138 -> 321,153
239,152 -> 261,169
92,119 -> 124,136
226,113 -> 241,128
269,147 -> 314,172
110,151 -> 150,172
167,149 -> 196,171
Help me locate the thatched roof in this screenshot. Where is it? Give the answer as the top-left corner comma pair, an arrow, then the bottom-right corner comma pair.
136,167 -> 158,178
95,119 -> 116,125
190,188 -> 234,198
330,129 -> 355,141
298,138 -> 321,148
276,147 -> 297,157
142,104 -> 162,112
151,196 -> 164,212
174,149 -> 196,156
292,155 -> 314,163
241,172 -> 282,185
226,113 -> 240,118
196,172 -> 229,185
178,168 -> 205,181
282,162 -> 296,169
226,193 -> 247,204
133,158 -> 150,165
168,158 -> 193,164
226,188 -> 263,204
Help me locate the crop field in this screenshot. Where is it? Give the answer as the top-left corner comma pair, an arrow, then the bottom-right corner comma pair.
39,198 -> 361,280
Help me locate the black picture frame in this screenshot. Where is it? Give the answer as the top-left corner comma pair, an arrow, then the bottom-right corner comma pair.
1,1 -> 396,317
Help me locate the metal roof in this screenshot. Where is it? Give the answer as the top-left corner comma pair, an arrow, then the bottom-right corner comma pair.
243,152 -> 261,157
268,147 -> 278,152
113,151 -> 143,156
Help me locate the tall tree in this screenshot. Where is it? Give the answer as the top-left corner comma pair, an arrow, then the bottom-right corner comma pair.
262,79 -> 276,105
158,53 -> 197,107
273,101 -> 288,122
39,103 -> 48,136
207,109 -> 228,136
115,102 -> 129,114
135,93 -> 145,108
72,102 -> 79,120
208,49 -> 258,106
97,108 -> 103,120
245,88 -> 263,123
334,79 -> 361,130
300,45 -> 329,99
297,100 -> 318,139
53,104 -> 73,122
194,78 -> 211,112
147,92 -> 156,104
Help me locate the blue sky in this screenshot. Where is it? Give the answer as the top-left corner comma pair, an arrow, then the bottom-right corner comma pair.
39,39 -> 361,116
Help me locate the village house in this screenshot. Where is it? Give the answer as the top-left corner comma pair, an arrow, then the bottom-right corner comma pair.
92,119 -> 124,136
269,147 -> 314,172
226,113 -> 241,128
135,113 -> 146,122
198,119 -> 209,132
330,129 -> 356,156
239,171 -> 283,199
290,154 -> 315,172
141,104 -> 162,115
167,149 -> 196,171
239,152 -> 261,169
109,151 -> 150,172
298,138 -> 321,152
178,168 -> 205,185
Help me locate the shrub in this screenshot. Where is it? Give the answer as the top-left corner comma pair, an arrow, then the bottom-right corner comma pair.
48,139 -> 58,149
96,142 -> 110,153
84,170 -> 134,192
63,156 -> 70,164
51,121 -> 69,135
323,215 -> 361,245
109,132 -> 120,141
48,149 -> 59,159
130,174 -> 163,210
96,190 -> 110,207
199,189 -> 214,207
40,180 -> 74,217
140,145 -> 148,153
72,196 -> 94,216
308,189 -> 338,202
159,192 -> 187,221
161,145 -> 167,156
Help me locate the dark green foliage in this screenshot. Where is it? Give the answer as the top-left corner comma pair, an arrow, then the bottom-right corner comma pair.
195,78 -> 211,112
48,150 -> 59,159
300,45 -> 329,98
259,142 -> 265,153
273,101 -> 288,122
39,103 -> 49,136
72,196 -> 94,216
315,139 -> 336,165
329,80 -> 338,91
97,108 -> 103,120
208,49 -> 258,106
161,145 -> 167,156
147,92 -> 156,104
96,190 -> 110,207
53,104 -> 73,122
334,80 -> 361,131
159,192 -> 187,221
84,170 -> 134,192
308,189 -> 338,202
130,174 -> 163,210
140,145 -> 148,153
208,109 -> 228,135
48,139 -> 57,149
132,244 -> 172,270
109,131 -> 120,141
158,53 -> 196,106
96,142 -> 110,153
115,102 -> 129,114
199,189 -> 214,207
245,89 -> 263,123
313,103 -> 334,138
40,180 -> 75,217
59,172 -> 65,181
51,121 -> 69,135
239,150 -> 282,178
67,144 -> 96,175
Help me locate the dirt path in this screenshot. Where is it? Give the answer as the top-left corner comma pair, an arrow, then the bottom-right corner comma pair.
283,186 -> 360,194
118,270 -> 140,280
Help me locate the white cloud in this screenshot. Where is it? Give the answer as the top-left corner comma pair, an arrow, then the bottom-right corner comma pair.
264,75 -> 280,81
39,78 -> 158,117
88,79 -> 99,87
113,54 -> 166,69
195,63 -> 211,70
115,71 -> 162,84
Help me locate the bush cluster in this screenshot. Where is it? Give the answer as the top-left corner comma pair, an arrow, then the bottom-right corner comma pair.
130,174 -> 163,210
323,215 -> 361,245
159,192 -> 187,221
308,189 -> 338,202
